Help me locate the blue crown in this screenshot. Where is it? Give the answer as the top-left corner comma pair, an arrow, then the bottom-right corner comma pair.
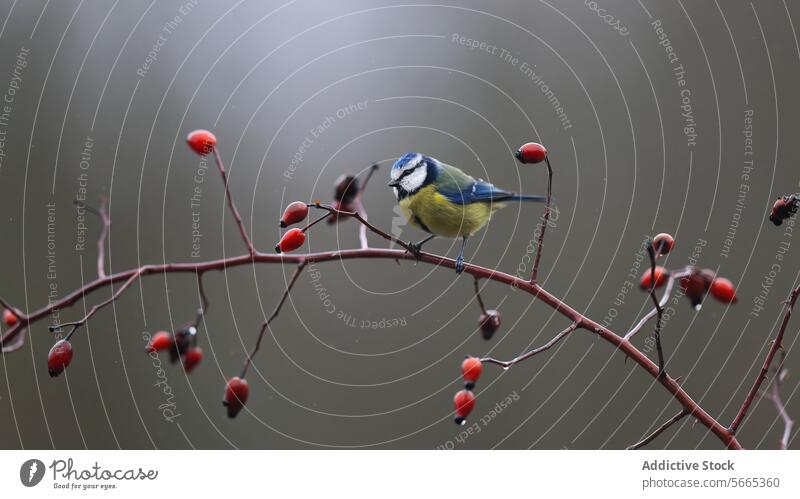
391,152 -> 424,172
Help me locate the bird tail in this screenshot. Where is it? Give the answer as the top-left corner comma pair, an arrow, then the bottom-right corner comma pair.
497,193 -> 547,203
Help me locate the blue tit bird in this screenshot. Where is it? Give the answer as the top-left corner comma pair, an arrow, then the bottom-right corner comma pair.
387,152 -> 546,274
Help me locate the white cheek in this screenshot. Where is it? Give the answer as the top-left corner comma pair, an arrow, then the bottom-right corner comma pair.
393,187 -> 399,199
401,167 -> 427,192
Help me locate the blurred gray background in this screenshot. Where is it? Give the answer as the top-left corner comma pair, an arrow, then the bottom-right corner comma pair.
0,0 -> 798,449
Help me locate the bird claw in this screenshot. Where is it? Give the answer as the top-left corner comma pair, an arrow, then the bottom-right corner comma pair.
455,256 -> 465,274
407,242 -> 423,260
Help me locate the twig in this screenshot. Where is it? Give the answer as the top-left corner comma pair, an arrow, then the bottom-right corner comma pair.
49,268 -> 145,341
766,367 -> 794,449
530,156 -> 553,283
759,351 -> 794,450
241,262 -> 306,378
624,268 -> 690,341
73,198 -> 110,278
193,271 -> 209,328
729,285 -> 800,434
480,322 -> 578,368
354,164 -> 380,250
213,148 -> 255,256
627,410 -> 689,450
311,203 -> 413,253
473,276 -> 487,314
645,241 -> 666,376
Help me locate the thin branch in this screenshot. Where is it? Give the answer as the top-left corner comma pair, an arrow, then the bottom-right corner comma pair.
241,261 -> 306,378
530,156 -> 553,283
765,367 -> 794,450
645,241 -> 666,376
213,148 -> 255,256
627,410 -> 689,450
49,267 -> 145,341
73,198 -> 110,278
759,352 -> 794,450
311,203 -> 413,253
352,164 -> 380,250
473,276 -> 487,315
623,268 -> 690,341
480,322 -> 578,369
97,200 -> 110,278
729,285 -> 800,434
355,200 -> 369,250
193,271 -> 209,328
358,163 -> 379,193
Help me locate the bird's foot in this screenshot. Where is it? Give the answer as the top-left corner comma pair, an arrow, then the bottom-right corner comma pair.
406,241 -> 424,260
455,255 -> 465,274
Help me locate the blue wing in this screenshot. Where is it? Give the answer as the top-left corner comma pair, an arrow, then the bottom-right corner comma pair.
430,160 -> 546,204
438,178 -> 546,205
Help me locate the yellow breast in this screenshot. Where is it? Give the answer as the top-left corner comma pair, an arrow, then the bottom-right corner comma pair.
398,185 -> 500,238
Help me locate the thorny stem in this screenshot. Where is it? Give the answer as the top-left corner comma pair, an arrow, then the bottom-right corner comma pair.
765,363 -> 794,450
473,276 -> 487,315
479,322 -> 577,368
0,153 -> 751,449
646,241 -> 666,377
729,285 -> 800,435
213,148 -> 256,256
0,226 -> 743,448
530,156 -> 553,283
240,262 -> 306,378
627,410 -> 689,450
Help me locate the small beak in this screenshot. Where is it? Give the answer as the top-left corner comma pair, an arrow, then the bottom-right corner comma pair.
387,179 -> 399,187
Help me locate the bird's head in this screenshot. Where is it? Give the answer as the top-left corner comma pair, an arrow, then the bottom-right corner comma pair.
388,152 -> 436,199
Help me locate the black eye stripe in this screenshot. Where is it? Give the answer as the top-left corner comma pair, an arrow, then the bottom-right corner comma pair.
399,165 -> 419,179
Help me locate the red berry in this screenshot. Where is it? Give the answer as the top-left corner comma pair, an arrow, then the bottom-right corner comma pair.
639,266 -> 668,289
461,357 -> 483,385
47,339 -> 74,377
145,331 -> 173,353
680,269 -> 713,309
223,376 -> 250,418
169,326 -> 196,363
183,346 -> 203,373
186,129 -> 217,156
333,173 -> 359,204
710,277 -> 737,303
275,228 -> 306,253
515,142 -> 548,164
280,202 -> 309,228
770,195 -> 798,226
478,310 -> 501,340
453,389 -> 476,425
3,309 -> 18,327
652,233 -> 674,255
